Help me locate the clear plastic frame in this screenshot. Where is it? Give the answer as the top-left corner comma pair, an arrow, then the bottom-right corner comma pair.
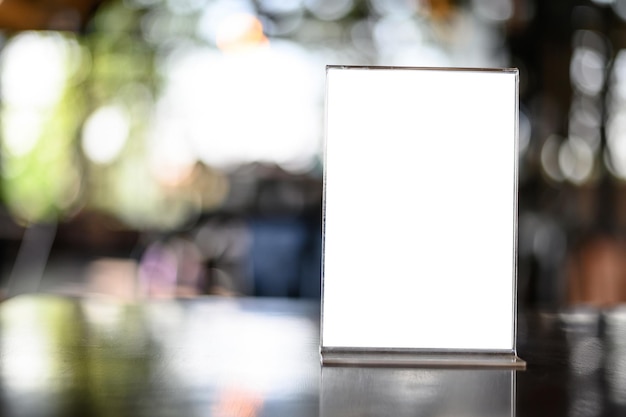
321,66 -> 524,367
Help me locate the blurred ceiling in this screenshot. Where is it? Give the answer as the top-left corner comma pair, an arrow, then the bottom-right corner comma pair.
0,0 -> 104,32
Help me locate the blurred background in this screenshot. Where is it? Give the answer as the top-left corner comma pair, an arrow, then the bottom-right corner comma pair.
0,0 -> 625,307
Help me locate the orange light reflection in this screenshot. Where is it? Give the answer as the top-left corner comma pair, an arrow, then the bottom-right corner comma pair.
216,13 -> 269,53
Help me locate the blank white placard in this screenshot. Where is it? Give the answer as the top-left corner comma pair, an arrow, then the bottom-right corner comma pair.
321,66 -> 518,351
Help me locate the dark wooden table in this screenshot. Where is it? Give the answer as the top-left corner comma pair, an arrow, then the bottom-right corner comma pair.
1,294 -> 625,417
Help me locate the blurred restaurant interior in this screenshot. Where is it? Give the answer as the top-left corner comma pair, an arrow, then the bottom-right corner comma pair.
0,0 -> 626,307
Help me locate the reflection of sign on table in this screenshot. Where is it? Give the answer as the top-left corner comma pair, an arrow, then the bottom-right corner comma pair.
321,66 -> 524,367
321,367 -> 514,417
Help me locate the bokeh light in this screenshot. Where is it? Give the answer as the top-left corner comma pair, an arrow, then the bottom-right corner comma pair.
541,134 -> 565,183
558,136 -> 594,185
0,31 -> 83,223
81,105 -> 130,164
157,37 -> 322,169
570,46 -> 605,96
569,94 -> 602,152
607,113 -> 626,179
0,32 -> 68,109
1,32 -> 70,157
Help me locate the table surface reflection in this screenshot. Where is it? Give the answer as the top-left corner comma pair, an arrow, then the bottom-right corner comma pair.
1,295 -> 625,417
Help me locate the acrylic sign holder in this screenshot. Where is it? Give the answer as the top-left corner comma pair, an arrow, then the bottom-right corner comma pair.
321,66 -> 525,368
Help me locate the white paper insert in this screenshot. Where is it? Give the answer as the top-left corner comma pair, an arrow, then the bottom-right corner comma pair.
322,67 -> 518,351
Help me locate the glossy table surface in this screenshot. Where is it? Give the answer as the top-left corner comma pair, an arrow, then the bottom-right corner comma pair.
0,294 -> 625,417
